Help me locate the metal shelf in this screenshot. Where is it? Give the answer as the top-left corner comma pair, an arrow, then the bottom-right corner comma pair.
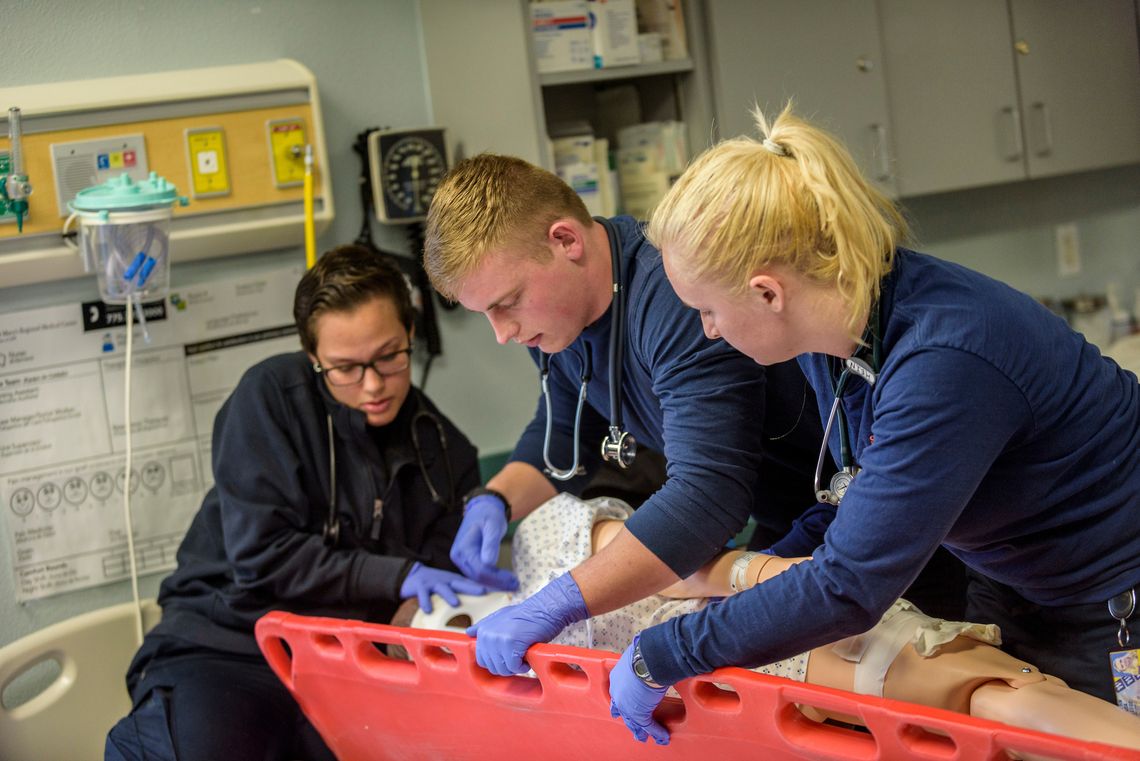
538,58 -> 694,87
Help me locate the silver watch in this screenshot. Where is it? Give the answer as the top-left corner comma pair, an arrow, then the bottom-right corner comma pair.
631,637 -> 658,686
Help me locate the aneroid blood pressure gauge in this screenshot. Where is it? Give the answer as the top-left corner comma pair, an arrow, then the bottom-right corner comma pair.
368,127 -> 449,224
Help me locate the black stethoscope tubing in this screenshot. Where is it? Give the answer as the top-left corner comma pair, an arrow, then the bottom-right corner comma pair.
322,401 -> 457,546
814,304 -> 882,507
410,408 -> 455,509
540,217 -> 636,481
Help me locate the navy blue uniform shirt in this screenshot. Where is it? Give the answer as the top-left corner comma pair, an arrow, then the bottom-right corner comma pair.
510,215 -> 832,575
643,250 -> 1140,684
126,351 -> 480,694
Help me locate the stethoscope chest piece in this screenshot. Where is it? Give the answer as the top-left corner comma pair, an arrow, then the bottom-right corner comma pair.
601,427 -> 637,469
817,465 -> 859,506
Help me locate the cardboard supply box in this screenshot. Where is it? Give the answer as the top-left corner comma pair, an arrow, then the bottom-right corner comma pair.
531,1 -> 594,74
552,133 -> 597,167
590,0 -> 640,68
638,32 -> 664,64
617,145 -> 671,220
634,0 -> 688,60
553,134 -> 618,216
558,162 -> 603,216
617,120 -> 688,175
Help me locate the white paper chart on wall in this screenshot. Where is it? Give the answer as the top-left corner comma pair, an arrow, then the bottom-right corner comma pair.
0,265 -> 304,601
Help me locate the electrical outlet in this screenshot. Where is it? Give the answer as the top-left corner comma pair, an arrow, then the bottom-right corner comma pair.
1055,223 -> 1081,277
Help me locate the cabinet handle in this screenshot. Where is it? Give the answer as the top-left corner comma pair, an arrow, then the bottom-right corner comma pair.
1031,102 -> 1053,157
870,123 -> 891,182
1000,106 -> 1023,162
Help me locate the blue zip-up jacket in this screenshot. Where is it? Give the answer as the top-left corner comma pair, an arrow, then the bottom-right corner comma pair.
510,215 -> 833,575
643,250 -> 1140,684
126,352 -> 480,690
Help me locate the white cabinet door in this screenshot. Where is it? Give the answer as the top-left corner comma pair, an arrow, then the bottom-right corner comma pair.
1011,0 -> 1140,179
705,0 -> 898,196
878,0 -> 1025,196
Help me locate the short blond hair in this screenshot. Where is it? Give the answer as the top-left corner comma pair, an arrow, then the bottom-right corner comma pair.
646,103 -> 907,337
423,153 -> 593,300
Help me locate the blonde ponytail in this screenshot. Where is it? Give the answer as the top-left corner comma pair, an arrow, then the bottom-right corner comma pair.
647,102 -> 907,337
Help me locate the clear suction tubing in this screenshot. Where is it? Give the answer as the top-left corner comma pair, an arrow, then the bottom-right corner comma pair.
64,172 -> 188,305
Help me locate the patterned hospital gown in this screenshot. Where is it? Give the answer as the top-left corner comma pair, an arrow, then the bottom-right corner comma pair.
509,493 -> 811,683
417,493 -> 999,691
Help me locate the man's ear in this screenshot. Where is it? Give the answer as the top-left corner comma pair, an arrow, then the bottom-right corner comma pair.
747,273 -> 786,313
306,351 -> 321,370
548,218 -> 586,262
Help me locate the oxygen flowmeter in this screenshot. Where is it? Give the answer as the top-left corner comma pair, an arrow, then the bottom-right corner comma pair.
1,107 -> 32,231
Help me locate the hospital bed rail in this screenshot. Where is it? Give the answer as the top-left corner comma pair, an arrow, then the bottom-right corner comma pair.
0,599 -> 162,761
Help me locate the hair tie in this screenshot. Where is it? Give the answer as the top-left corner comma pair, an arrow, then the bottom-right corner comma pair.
762,137 -> 788,157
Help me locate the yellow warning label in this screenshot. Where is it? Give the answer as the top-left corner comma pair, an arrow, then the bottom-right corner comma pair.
268,119 -> 307,187
187,128 -> 231,197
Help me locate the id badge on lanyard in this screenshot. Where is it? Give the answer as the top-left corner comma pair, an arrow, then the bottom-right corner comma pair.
1109,588 -> 1140,715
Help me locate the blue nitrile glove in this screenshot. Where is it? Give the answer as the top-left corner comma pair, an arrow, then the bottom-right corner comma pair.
466,572 -> 588,675
450,494 -> 519,591
609,636 -> 669,745
399,562 -> 488,614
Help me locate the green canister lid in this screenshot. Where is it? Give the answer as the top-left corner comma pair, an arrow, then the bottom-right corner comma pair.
69,172 -> 187,213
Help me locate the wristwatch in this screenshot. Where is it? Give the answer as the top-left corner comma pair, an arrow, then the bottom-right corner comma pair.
462,486 -> 512,522
631,636 -> 662,688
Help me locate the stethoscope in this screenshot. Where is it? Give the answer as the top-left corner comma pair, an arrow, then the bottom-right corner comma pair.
322,398 -> 457,546
814,305 -> 882,507
540,217 -> 637,481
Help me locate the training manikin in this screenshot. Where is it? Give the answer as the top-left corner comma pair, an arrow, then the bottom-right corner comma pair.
395,493 -> 1140,749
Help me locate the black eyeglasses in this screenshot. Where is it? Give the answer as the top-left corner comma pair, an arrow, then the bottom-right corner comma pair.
313,347 -> 413,386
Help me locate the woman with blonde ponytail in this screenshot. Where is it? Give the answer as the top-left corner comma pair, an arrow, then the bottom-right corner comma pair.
606,104 -> 1140,745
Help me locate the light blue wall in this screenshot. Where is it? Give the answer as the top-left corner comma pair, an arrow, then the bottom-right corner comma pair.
1,1 -> 1138,656
0,0 -> 537,653
903,165 -> 1140,314
2,0 -> 432,284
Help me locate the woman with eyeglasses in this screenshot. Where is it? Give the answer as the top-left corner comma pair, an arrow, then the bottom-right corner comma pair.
106,244 -> 486,761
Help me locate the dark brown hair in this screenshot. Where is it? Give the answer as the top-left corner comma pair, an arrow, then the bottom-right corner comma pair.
293,244 -> 414,354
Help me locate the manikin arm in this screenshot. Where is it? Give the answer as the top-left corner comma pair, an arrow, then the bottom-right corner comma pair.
591,522 -> 1140,751
589,519 -> 808,600
589,519 -> 1140,750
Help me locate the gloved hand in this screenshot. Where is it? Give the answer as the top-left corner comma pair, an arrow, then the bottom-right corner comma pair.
466,572 -> 588,675
609,636 -> 669,745
399,562 -> 488,614
450,494 -> 519,591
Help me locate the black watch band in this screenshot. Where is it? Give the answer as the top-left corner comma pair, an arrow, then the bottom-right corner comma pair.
463,486 -> 512,522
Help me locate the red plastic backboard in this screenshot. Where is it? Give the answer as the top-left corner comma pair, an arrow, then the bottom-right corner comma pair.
256,611 -> 1137,760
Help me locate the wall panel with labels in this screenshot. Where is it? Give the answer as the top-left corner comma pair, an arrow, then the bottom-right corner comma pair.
0,59 -> 333,289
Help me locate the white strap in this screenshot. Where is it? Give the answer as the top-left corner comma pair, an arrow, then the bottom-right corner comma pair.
730,551 -> 760,593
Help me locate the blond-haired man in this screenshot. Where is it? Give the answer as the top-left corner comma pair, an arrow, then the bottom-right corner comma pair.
423,154 -> 835,676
